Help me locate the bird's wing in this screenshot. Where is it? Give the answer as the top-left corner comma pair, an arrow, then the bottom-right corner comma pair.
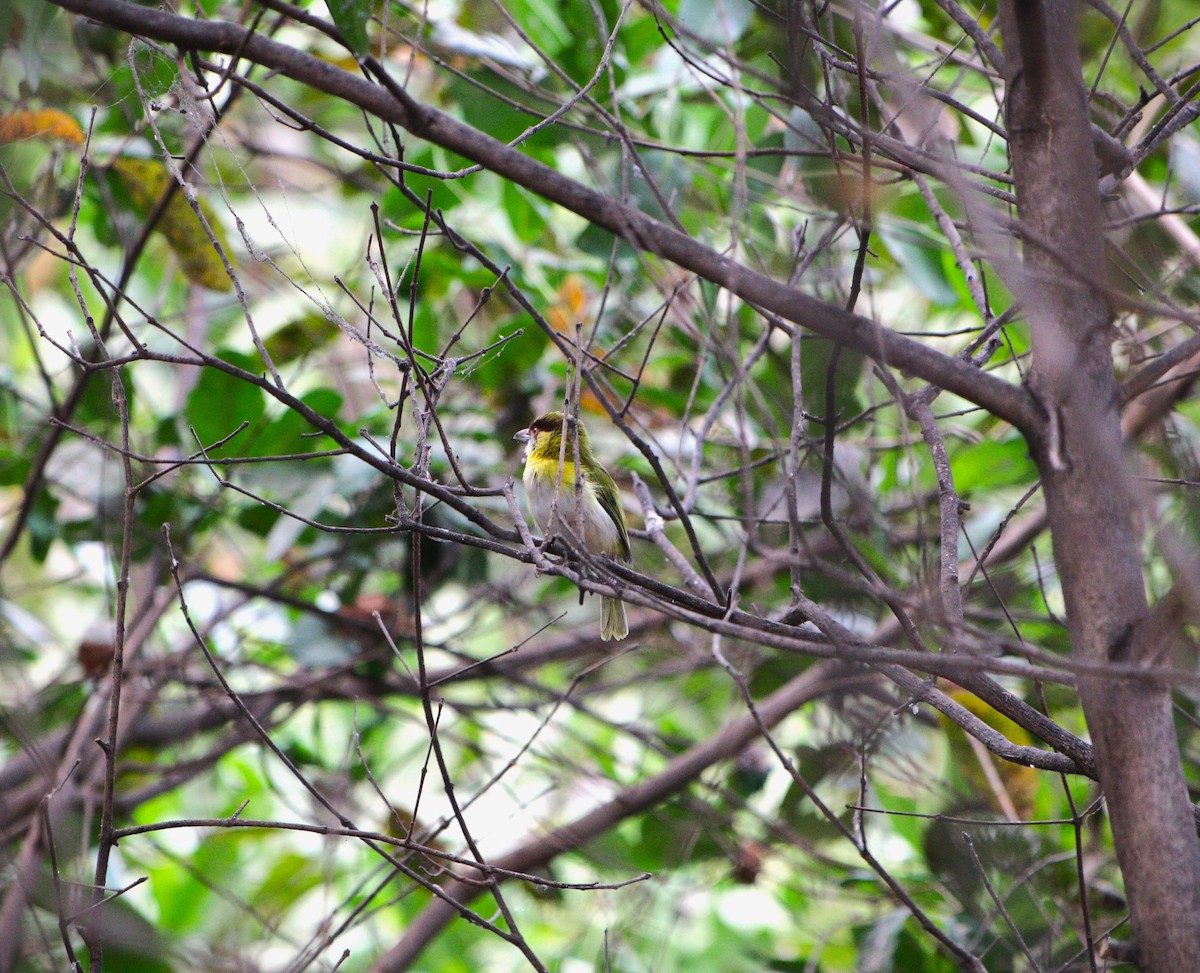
591,468 -> 631,561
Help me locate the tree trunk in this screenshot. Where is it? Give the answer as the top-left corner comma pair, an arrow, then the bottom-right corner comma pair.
999,2 -> 1200,968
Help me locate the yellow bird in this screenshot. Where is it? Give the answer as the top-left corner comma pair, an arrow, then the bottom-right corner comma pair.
514,412 -> 631,640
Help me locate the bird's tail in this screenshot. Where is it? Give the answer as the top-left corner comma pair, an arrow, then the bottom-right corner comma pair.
601,596 -> 628,642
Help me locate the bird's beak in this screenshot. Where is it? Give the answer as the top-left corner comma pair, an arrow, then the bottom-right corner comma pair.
513,428 -> 532,443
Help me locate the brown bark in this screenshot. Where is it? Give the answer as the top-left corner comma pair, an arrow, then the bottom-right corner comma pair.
999,2 -> 1200,968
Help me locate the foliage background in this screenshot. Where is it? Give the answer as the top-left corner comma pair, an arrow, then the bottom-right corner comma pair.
2,0 -> 1200,970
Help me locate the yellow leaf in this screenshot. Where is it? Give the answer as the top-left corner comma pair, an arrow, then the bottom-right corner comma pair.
0,109 -> 85,145
109,157 -> 234,292
547,274 -> 590,334
941,686 -> 1040,819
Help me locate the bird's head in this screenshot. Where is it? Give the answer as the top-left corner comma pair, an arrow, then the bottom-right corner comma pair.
514,412 -> 589,460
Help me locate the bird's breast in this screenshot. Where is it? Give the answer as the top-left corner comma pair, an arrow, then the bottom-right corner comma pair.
523,460 -> 622,556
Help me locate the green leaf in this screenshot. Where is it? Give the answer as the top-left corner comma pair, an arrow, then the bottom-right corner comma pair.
878,225 -> 959,307
0,447 -> 29,486
89,896 -> 175,973
679,0 -> 754,44
448,72 -> 532,143
636,798 -> 724,868
236,502 -> 281,537
472,321 -> 544,394
28,487 -> 59,562
246,388 -> 342,459
129,40 -> 179,99
14,0 -> 61,92
251,851 -> 324,916
508,0 -> 570,52
327,0 -> 372,57
263,313 -> 337,365
184,352 -> 267,455
800,336 -> 865,418
950,437 -> 1037,495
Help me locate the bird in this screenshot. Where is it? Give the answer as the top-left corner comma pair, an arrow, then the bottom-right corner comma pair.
514,412 -> 631,641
